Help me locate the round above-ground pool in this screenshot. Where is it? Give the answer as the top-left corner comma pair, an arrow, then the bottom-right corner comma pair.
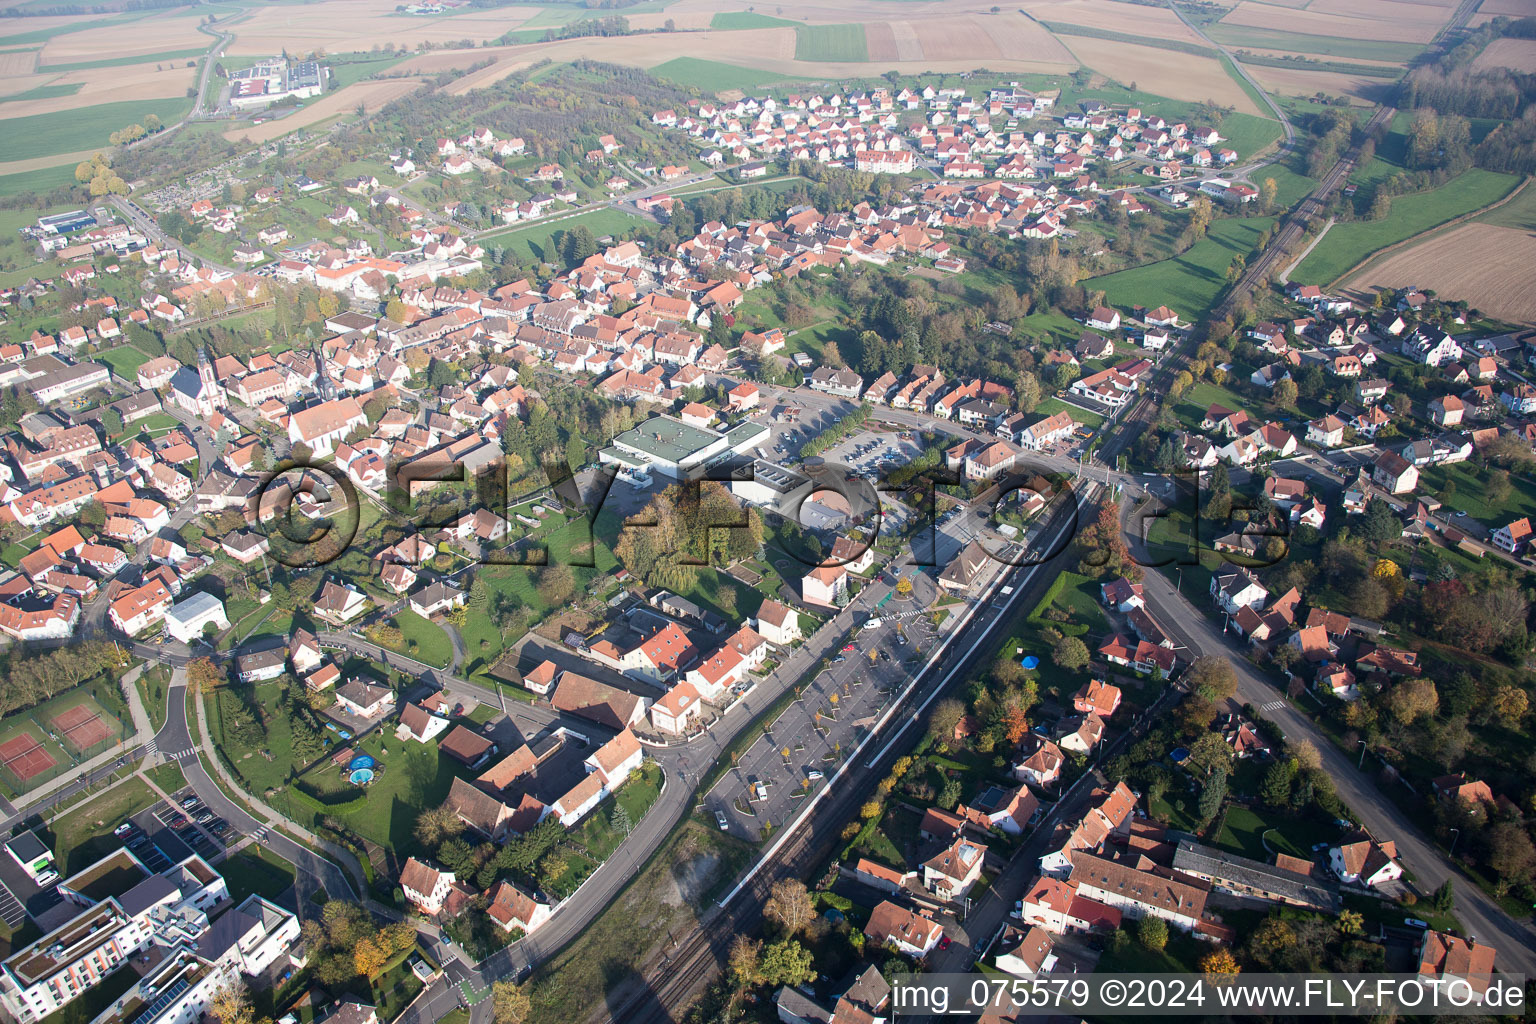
348,755 -> 376,771
1020,655 -> 1040,670
349,767 -> 375,785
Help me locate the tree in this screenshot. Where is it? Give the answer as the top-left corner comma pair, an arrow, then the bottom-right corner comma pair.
1485,821 -> 1536,882
1202,948 -> 1240,974
1187,732 -> 1234,778
353,936 -> 389,977
1138,915 -> 1169,950
1186,656 -> 1238,703
1490,685 -> 1529,722
1386,678 -> 1438,726
1198,765 -> 1228,824
491,981 -> 531,1024
1273,378 -> 1299,406
1336,910 -> 1364,936
1359,498 -> 1400,546
187,656 -> 223,693
413,805 -> 464,848
1015,371 -> 1041,413
1052,635 -> 1090,671
209,982 -> 254,1024
1260,177 -> 1279,213
759,939 -> 816,987
1432,879 -> 1454,913
1259,759 -> 1296,807
928,697 -> 965,745
763,878 -> 814,937
727,935 -> 762,988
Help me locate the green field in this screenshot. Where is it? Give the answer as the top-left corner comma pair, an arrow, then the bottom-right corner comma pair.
1293,168 -> 1519,284
709,11 -> 799,28
393,609 -> 454,668
0,82 -> 81,104
1089,215 -> 1276,317
98,344 -> 151,381
483,207 -> 647,262
39,48 -> 206,72
47,777 -> 158,873
0,97 -> 191,162
327,54 -> 416,90
1204,23 -> 1424,62
793,23 -> 868,62
1476,178 -> 1536,231
1216,112 -> 1286,162
650,56 -> 804,93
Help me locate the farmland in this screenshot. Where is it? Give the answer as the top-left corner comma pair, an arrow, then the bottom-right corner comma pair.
793,23 -> 869,62
1089,216 -> 1277,316
650,56 -> 803,93
0,97 -> 190,162
1291,168 -> 1519,285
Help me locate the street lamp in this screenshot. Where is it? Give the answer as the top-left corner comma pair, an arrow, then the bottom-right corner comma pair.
1357,738 -> 1367,769
1449,827 -> 1462,856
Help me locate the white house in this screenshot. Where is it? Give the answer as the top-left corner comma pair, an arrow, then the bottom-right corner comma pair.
163,591 -> 229,643
1329,836 -> 1404,889
754,599 -> 801,646
399,857 -> 456,915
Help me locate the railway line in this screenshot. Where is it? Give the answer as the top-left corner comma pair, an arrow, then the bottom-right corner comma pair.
607,490 -> 1094,1024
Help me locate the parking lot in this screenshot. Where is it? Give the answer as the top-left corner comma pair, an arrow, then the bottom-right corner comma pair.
125,787 -> 239,867
813,429 -> 927,482
705,612 -> 941,841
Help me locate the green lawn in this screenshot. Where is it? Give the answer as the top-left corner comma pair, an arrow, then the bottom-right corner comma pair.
145,760 -> 186,795
1417,462 -> 1536,524
98,344 -> 151,381
46,777 -> 157,873
1089,216 -> 1276,318
1217,112 -> 1285,162
388,610 -> 453,669
1204,23 -> 1424,62
650,56 -> 804,93
1036,396 -> 1104,429
1215,803 -> 1331,860
0,97 -> 192,162
1294,169 -> 1520,285
481,208 -> 647,263
280,729 -> 483,860
222,846 -> 298,905
793,23 -> 868,62
709,11 -> 799,28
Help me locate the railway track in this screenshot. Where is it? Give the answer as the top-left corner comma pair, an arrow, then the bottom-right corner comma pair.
608,493 -> 1090,1024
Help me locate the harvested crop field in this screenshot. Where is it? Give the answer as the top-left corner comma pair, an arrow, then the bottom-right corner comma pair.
1217,0 -> 1443,41
867,14 -> 1071,62
0,61 -> 196,118
412,22 -> 1074,95
1023,0 -> 1211,45
36,16 -> 208,61
1345,224 -> 1536,324
223,0 -> 546,55
1246,62 -> 1393,103
1474,37 -> 1536,72
1477,0 -> 1536,14
224,77 -> 423,142
1054,35 -> 1265,113
0,48 -> 36,74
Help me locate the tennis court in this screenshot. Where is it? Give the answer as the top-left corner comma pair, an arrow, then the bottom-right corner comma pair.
50,699 -> 118,757
0,725 -> 61,786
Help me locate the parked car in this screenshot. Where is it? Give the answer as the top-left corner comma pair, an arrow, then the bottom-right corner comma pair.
1404,918 -> 1430,929
715,811 -> 729,830
113,822 -> 136,837
807,770 -> 823,780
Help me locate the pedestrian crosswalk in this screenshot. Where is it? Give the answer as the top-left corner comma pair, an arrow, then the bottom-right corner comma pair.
1259,700 -> 1286,712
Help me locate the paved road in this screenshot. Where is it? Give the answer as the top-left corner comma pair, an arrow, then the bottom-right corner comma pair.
1132,562 -> 1536,973
156,681 -> 358,903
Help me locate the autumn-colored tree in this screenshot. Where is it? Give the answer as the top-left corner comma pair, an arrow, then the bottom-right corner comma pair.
491,981 -> 531,1024
1186,656 -> 1238,703
1387,678 -> 1439,726
186,656 -> 223,693
727,935 -> 763,988
1002,704 -> 1030,746
764,878 -> 815,937
1336,910 -> 1364,936
1201,949 -> 1240,974
1490,686 -> 1529,721
209,982 -> 254,1024
353,937 -> 389,977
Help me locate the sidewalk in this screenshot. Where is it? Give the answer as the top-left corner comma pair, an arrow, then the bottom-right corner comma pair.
187,674 -> 402,920
4,669 -> 156,819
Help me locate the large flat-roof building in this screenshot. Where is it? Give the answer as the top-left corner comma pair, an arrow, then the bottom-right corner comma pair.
599,415 -> 765,480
